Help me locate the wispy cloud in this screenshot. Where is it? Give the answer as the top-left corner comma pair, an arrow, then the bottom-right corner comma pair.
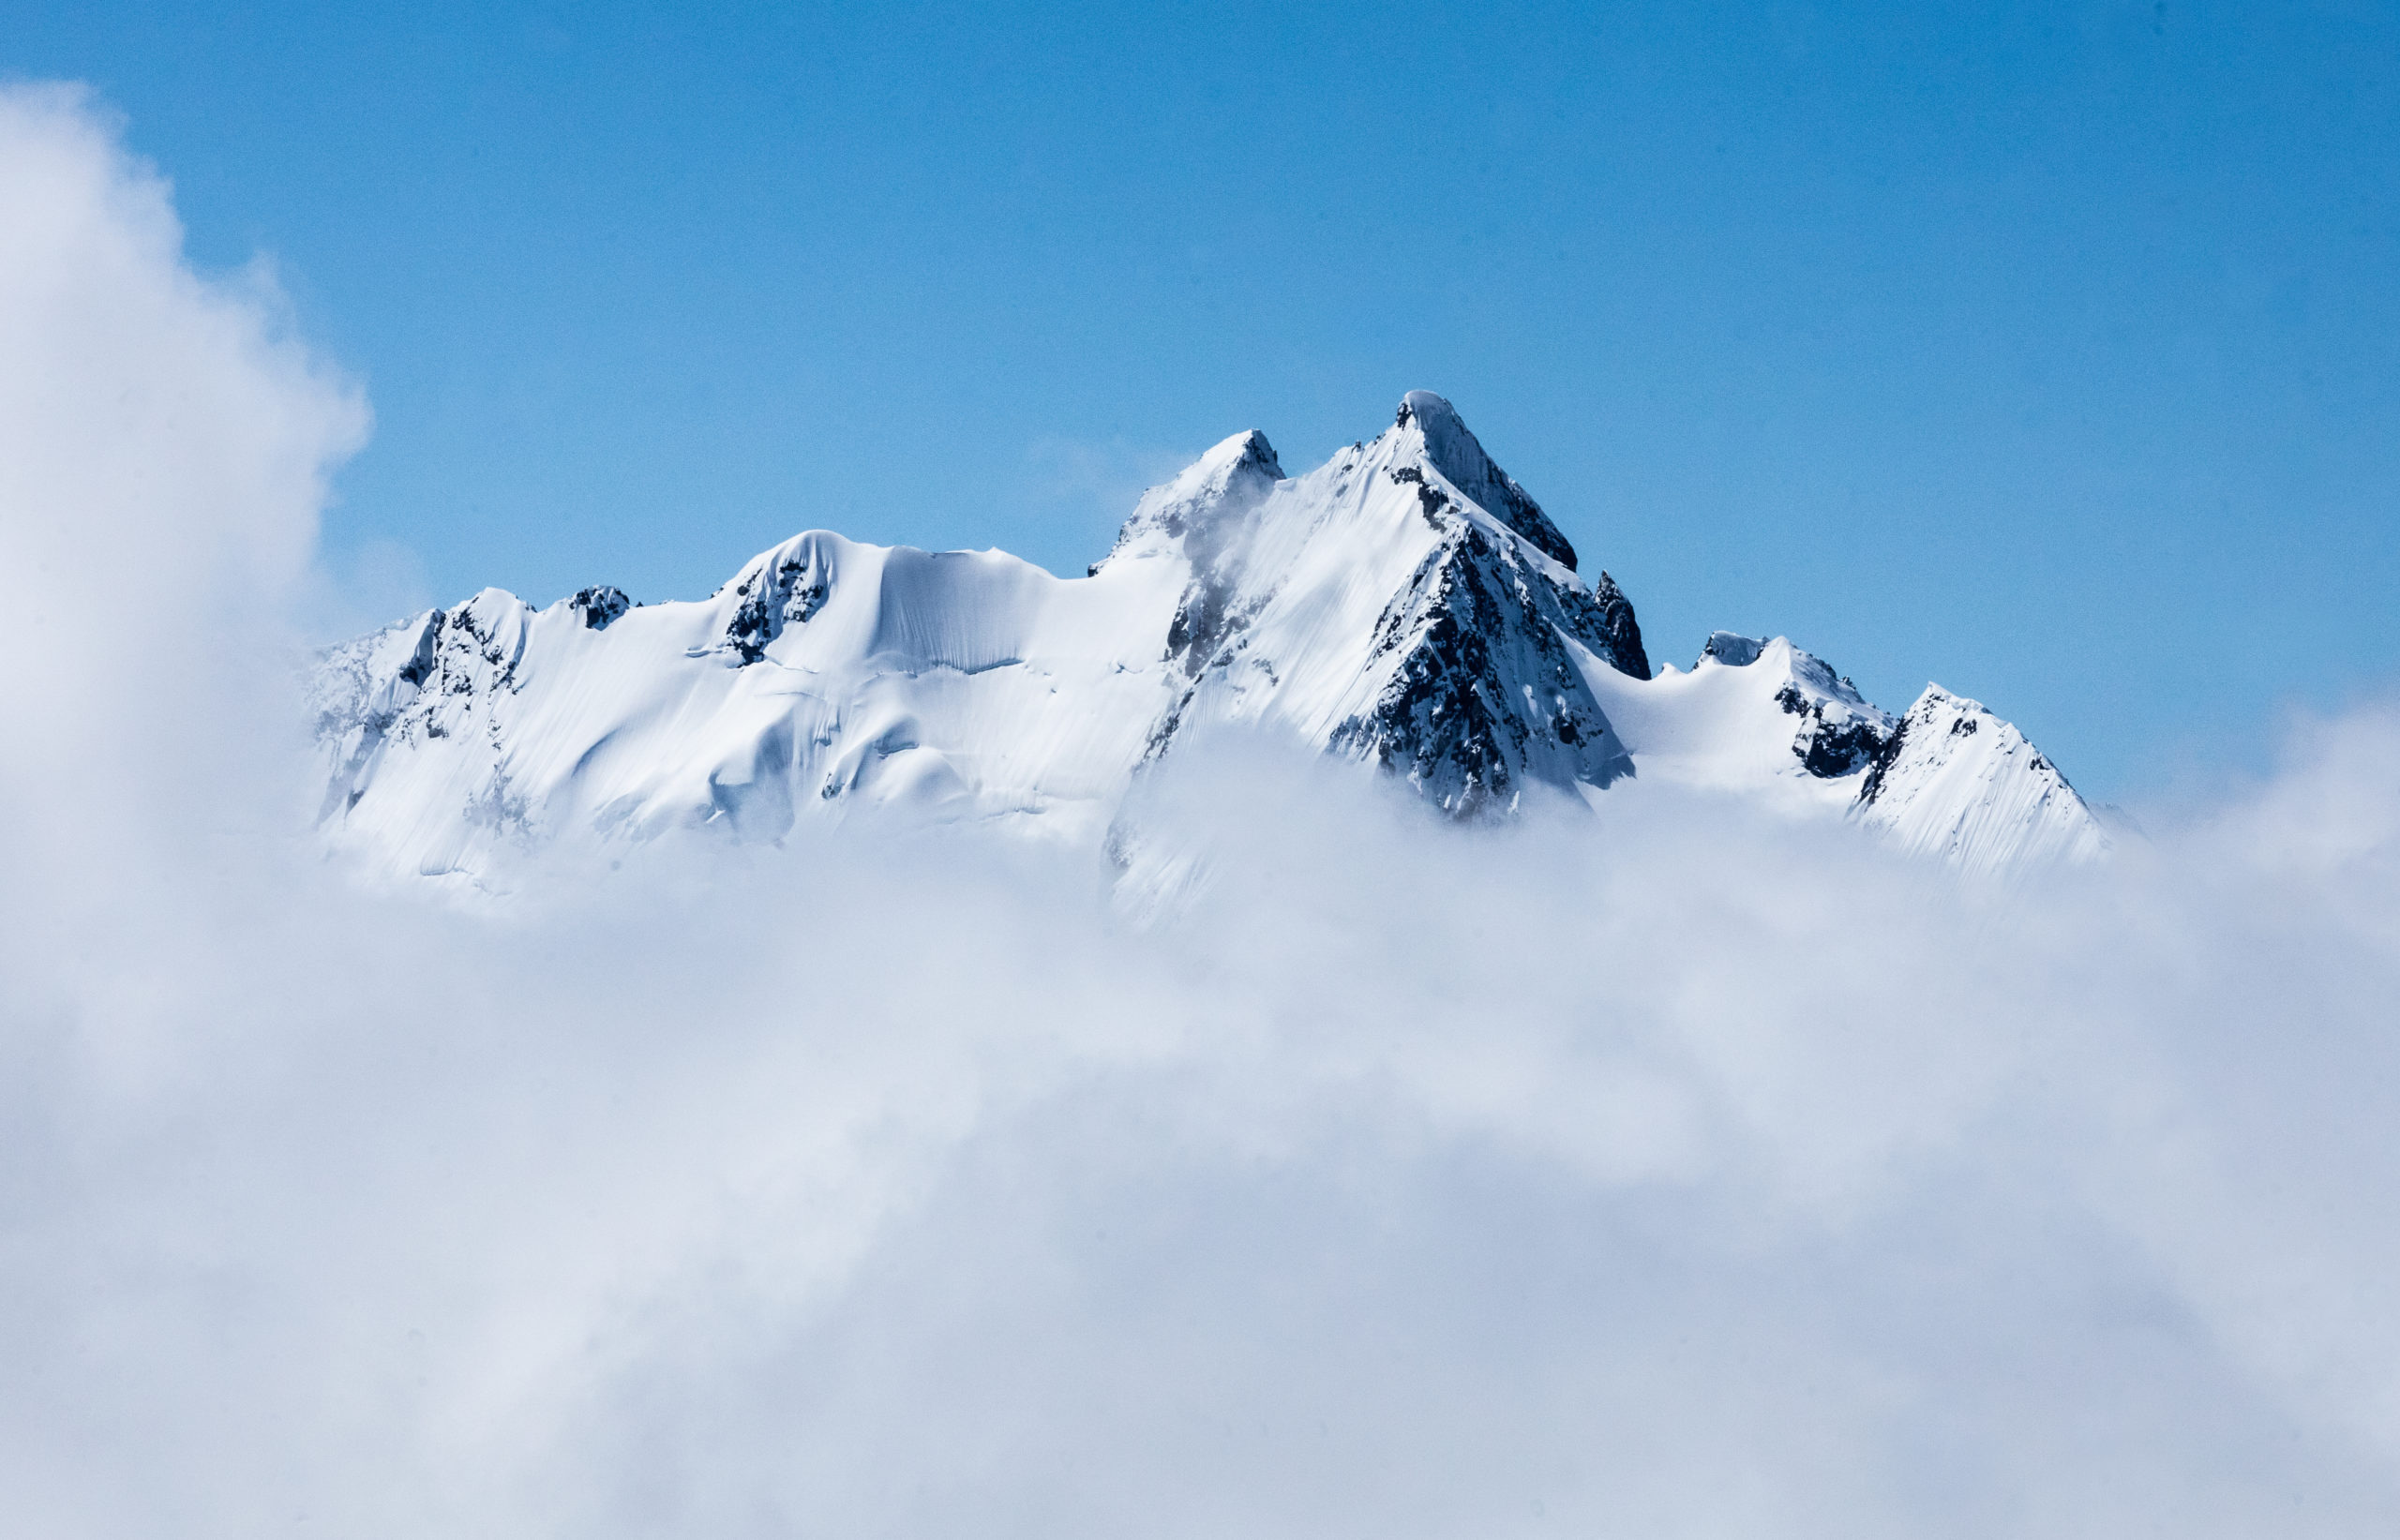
1017,432 -> 1199,561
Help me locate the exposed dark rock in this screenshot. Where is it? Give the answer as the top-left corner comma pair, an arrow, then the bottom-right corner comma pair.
1859,716 -> 1911,805
1582,572 -> 1651,681
723,548 -> 832,664
1333,525 -> 1636,815
1771,659 -> 1892,779
567,586 -> 632,630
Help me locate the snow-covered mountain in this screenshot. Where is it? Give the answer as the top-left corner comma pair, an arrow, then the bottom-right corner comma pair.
313,392 -> 2107,881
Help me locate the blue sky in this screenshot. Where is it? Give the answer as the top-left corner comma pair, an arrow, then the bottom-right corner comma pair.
10,0 -> 2396,800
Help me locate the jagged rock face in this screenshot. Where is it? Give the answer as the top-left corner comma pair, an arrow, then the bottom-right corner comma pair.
568,586 -> 632,630
313,588 -> 539,835
1581,572 -> 1648,684
1785,690 -> 1888,779
1755,636 -> 1894,779
1110,395 -> 1647,814
717,538 -> 834,663
311,391 -> 2105,881
1334,525 -> 1632,813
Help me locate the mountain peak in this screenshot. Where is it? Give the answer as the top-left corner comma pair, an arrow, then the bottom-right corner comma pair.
1390,391 -> 1579,573
1102,429 -> 1283,565
1852,685 -> 2107,875
311,392 -> 2101,882
1394,388 -> 1460,431
1192,426 -> 1283,486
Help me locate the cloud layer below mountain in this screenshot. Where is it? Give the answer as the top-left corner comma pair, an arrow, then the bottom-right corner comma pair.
6,84 -> 2400,1538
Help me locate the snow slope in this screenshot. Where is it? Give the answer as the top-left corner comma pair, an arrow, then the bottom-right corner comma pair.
314,393 -> 2107,880
1854,686 -> 2110,875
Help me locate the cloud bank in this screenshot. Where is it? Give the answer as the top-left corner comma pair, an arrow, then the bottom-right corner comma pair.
5,84 -> 2400,1537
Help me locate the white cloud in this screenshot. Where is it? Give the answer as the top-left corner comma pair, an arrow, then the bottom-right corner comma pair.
0,81 -> 367,905
4,82 -> 2400,1538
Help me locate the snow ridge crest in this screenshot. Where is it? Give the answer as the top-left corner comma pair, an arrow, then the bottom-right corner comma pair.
1394,390 -> 1580,572
311,392 -> 2106,882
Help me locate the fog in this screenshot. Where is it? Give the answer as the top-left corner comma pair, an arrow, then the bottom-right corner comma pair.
6,84 -> 2400,1537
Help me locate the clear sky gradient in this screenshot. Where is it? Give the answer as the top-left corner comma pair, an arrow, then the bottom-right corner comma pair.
11,1 -> 2397,800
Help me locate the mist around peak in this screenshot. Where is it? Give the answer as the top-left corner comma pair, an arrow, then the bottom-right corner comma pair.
8,83 -> 2400,1539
